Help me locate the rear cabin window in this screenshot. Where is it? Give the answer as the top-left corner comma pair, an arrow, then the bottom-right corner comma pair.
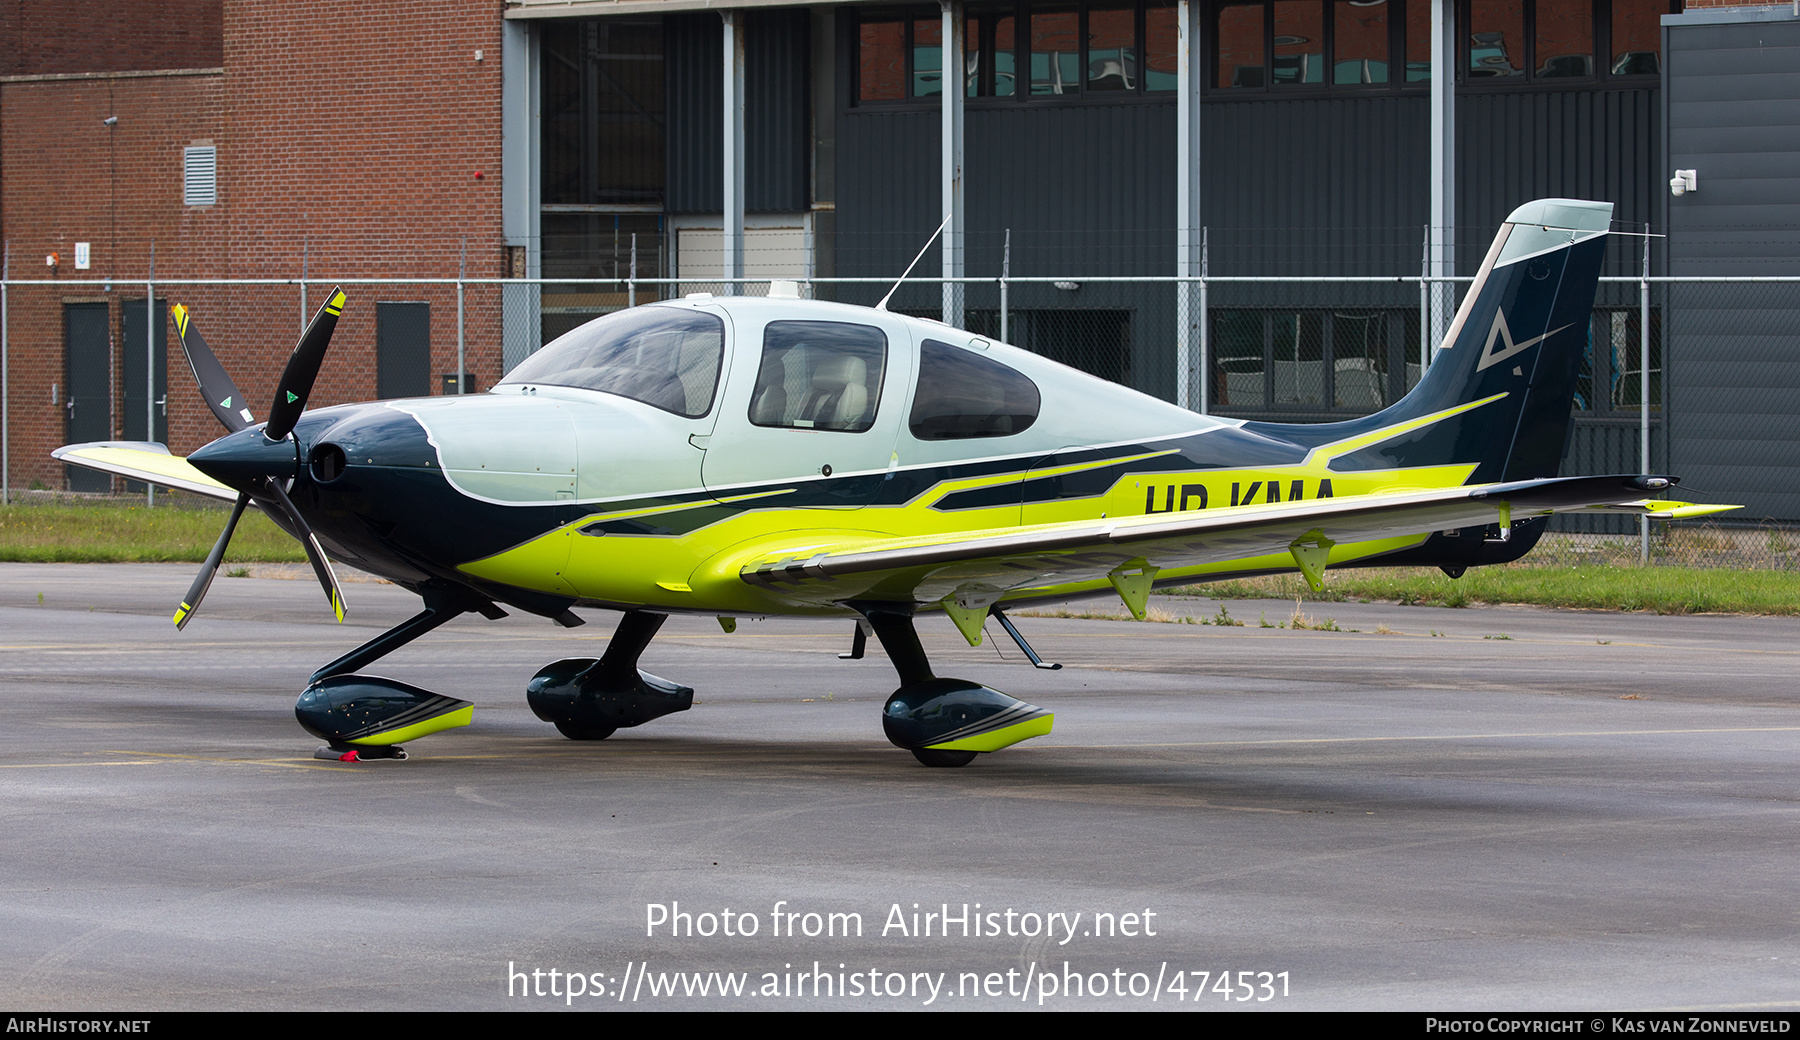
909,339 -> 1041,440
499,306 -> 724,418
750,321 -> 888,432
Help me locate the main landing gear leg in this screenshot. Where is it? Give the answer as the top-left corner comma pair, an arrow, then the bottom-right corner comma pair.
854,603 -> 1054,768
295,584 -> 506,761
526,610 -> 694,741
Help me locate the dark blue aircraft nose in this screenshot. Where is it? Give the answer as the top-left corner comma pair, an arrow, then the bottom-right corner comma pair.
188,427 -> 300,491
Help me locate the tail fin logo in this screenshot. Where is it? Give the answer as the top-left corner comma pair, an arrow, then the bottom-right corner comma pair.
1476,310 -> 1571,373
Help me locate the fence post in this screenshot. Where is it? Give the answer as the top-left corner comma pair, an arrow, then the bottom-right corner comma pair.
629,233 -> 637,309
457,236 -> 467,395
146,242 -> 156,507
1419,224 -> 1431,375
999,229 -> 1010,344
1198,227 -> 1209,416
1640,223 -> 1651,564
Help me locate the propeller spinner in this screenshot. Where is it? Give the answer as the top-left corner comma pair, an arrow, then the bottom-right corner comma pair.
171,289 -> 349,629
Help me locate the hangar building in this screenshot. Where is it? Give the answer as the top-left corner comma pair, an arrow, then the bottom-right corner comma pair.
2,0 -> 1796,519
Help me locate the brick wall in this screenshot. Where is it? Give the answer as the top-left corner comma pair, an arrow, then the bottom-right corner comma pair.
1,1 -> 509,490
0,72 -> 226,490
0,1 -> 224,77
215,0 -> 510,447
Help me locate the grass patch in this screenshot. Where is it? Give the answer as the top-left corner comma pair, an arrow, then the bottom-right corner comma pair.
0,497 -> 305,563
1163,564 -> 1800,616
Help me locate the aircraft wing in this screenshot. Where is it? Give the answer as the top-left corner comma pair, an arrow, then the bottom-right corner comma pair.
51,442 -> 238,501
731,474 -> 1715,630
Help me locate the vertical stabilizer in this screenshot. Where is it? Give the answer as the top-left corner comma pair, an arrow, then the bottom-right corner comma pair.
1245,199 -> 1613,484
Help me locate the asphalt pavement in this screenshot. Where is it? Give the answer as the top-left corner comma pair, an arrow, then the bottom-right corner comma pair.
1,563 -> 1796,1010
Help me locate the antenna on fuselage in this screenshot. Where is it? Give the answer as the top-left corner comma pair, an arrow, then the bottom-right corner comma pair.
875,212 -> 953,312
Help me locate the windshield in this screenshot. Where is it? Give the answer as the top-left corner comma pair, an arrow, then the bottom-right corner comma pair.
500,307 -> 725,418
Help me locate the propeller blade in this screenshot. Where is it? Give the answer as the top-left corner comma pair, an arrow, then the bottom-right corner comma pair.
263,479 -> 347,623
264,287 -> 347,441
172,304 -> 255,434
174,493 -> 250,630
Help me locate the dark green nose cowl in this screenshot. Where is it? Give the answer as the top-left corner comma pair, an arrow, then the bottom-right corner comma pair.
188,427 -> 301,490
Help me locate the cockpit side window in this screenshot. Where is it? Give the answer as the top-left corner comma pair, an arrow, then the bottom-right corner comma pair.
498,307 -> 725,419
750,320 -> 888,433
909,339 -> 1040,440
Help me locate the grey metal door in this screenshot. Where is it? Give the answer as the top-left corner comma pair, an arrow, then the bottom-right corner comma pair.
63,303 -> 111,491
122,298 -> 168,444
377,302 -> 431,400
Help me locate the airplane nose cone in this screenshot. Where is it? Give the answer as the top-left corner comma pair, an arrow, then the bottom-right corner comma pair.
188,427 -> 300,490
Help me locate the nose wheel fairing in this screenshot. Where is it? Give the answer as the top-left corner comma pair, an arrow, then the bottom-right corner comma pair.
296,674 -> 474,752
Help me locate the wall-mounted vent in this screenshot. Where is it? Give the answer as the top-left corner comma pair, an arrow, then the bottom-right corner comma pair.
183,146 -> 217,207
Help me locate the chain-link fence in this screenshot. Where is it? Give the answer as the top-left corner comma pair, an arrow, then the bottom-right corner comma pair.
2,266 -> 1794,566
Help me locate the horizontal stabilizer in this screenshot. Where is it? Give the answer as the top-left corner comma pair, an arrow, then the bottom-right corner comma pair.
51,442 -> 237,501
1590,500 -> 1742,521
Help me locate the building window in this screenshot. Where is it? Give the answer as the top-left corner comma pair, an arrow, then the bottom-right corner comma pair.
1211,1 -> 1672,96
855,3 -> 1178,105
1215,0 -> 1403,92
1335,1 -> 1391,84
1212,308 -> 1420,414
859,1 -> 1673,104
1609,0 -> 1663,75
541,19 -> 665,208
1463,0 -> 1673,86
183,146 -> 216,207
860,18 -> 908,99
1029,4 -> 1080,94
1576,308 -> 1661,415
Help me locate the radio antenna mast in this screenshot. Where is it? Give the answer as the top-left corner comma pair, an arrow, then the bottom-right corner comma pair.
876,212 -> 953,312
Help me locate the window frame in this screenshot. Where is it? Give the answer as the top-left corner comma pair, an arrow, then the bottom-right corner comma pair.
1574,306 -> 1662,417
1209,307 -> 1419,416
850,2 -> 1678,109
1205,0 -> 1676,100
851,1 -> 1180,109
1453,0 -> 1676,93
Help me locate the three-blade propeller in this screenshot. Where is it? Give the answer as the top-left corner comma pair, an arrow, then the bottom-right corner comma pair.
170,290 -> 349,630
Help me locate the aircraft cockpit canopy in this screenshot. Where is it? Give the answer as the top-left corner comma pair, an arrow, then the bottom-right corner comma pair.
499,306 -> 725,418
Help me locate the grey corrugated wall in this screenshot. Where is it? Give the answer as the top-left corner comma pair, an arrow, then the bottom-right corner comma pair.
1664,11 -> 1800,521
666,10 -> 810,215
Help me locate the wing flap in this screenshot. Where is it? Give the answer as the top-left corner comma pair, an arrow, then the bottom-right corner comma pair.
51,442 -> 237,501
732,475 -> 1683,607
